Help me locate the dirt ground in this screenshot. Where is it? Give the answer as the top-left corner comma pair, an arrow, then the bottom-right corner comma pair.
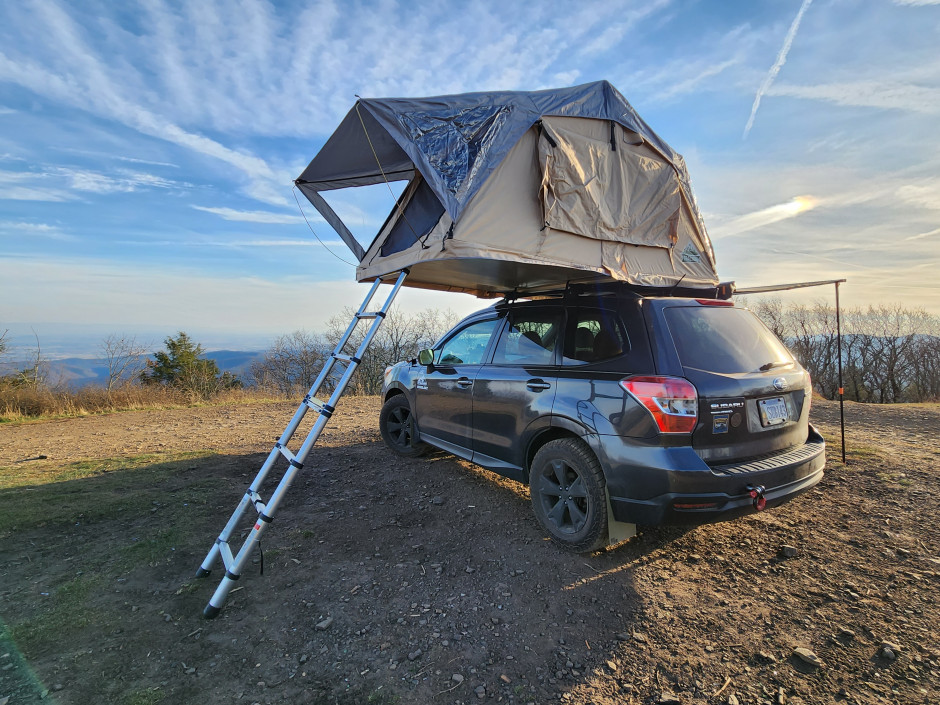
1,397 -> 938,705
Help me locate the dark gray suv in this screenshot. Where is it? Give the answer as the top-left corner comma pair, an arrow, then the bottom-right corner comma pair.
379,287 -> 825,552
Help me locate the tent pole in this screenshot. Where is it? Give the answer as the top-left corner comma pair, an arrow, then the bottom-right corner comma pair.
835,280 -> 846,464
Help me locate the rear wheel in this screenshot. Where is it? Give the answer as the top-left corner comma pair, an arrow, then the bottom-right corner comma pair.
529,438 -> 608,553
380,395 -> 428,457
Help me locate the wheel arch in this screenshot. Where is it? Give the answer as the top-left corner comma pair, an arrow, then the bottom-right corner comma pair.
383,384 -> 407,403
524,417 -> 593,482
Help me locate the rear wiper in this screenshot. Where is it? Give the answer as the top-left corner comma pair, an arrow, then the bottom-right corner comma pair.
759,360 -> 791,371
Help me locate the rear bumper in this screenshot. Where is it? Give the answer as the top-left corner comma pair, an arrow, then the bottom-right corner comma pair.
600,425 -> 826,526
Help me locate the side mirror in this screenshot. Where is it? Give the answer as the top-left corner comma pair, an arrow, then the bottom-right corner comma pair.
417,349 -> 434,366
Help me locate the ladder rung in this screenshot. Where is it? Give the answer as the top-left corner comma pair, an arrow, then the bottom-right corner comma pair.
303,395 -> 335,418
356,311 -> 386,319
274,443 -> 302,468
245,490 -> 269,518
332,352 -> 361,364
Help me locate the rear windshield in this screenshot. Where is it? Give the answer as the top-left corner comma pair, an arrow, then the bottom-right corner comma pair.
664,306 -> 793,374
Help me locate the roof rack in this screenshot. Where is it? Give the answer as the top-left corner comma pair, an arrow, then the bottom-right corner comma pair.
497,279 -> 734,307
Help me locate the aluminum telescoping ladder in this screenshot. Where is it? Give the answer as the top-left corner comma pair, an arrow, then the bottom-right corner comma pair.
195,270 -> 409,618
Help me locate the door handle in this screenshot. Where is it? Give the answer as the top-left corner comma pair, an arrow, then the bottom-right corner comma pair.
526,379 -> 552,392
456,377 -> 473,389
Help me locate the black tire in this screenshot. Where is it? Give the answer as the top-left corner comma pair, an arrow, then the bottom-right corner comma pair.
529,438 -> 608,553
379,395 -> 428,457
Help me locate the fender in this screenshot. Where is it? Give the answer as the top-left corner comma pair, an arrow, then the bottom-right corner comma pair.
547,413 -> 592,437
383,380 -> 411,400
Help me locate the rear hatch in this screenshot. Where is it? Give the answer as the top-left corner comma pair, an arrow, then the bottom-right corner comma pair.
658,301 -> 812,464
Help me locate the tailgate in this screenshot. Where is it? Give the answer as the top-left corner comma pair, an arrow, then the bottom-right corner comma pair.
659,302 -> 813,463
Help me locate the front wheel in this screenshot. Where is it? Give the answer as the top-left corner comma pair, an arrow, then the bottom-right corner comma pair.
379,395 -> 428,457
529,438 -> 608,553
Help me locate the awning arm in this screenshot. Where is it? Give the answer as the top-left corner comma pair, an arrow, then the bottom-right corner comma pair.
733,279 -> 846,294
295,181 -> 365,262
732,278 -> 848,464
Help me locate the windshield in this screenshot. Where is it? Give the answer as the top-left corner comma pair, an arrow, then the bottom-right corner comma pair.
664,306 -> 794,374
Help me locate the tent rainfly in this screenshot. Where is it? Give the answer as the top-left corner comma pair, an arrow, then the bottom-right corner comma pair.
296,81 -> 720,298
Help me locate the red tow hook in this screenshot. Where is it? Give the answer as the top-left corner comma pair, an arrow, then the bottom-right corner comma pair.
747,484 -> 767,511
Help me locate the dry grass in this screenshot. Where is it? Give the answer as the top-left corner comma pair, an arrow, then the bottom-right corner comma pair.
0,383 -> 287,423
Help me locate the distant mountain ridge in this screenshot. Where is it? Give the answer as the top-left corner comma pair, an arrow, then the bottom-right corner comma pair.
37,350 -> 266,389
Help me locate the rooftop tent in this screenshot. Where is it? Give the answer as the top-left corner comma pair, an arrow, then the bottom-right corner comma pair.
296,81 -> 719,298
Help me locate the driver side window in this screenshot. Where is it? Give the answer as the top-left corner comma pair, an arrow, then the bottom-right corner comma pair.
436,319 -> 498,366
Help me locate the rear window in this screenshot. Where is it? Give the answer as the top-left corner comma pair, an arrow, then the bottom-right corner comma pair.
664,306 -> 793,374
562,307 -> 629,364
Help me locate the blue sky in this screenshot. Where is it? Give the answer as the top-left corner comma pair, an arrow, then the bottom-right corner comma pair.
1,0 -> 939,354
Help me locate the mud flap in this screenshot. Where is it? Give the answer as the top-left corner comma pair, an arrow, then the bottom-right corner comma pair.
605,489 -> 637,546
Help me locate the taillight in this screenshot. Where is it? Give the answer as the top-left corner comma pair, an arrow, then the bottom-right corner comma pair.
805,371 -> 812,414
695,299 -> 735,306
620,375 -> 698,433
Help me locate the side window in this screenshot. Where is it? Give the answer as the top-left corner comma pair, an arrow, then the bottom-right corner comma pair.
563,307 -> 629,364
493,311 -> 562,365
436,319 -> 498,366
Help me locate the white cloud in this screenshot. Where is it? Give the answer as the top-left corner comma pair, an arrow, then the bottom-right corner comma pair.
580,0 -> 672,55
659,59 -> 739,101
56,167 -> 178,194
60,147 -> 179,169
766,80 -> 940,114
0,220 -> 74,240
893,0 -> 940,5
0,185 -> 69,201
235,239 -> 344,248
113,236 -> 348,251
0,168 -> 70,201
896,180 -> 940,209
710,197 -> 817,240
552,71 -> 581,86
0,164 -> 182,198
905,227 -> 940,241
191,206 -> 305,224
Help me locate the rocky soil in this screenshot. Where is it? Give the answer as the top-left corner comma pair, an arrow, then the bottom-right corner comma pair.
0,397 -> 938,705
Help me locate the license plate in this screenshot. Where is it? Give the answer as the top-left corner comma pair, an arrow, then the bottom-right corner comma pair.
758,396 -> 788,426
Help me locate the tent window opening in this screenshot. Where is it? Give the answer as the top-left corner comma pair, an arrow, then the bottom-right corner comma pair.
380,177 -> 446,257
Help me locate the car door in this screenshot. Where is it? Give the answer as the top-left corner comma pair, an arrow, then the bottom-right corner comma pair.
471,307 -> 562,478
413,317 -> 499,455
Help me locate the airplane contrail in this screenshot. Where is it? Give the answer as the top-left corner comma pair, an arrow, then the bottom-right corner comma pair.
743,0 -> 813,139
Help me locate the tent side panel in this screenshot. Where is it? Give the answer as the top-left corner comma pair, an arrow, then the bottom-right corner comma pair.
537,118 -> 681,249
454,128 -> 603,274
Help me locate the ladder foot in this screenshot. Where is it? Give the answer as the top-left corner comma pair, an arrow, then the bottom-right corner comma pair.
195,567 -> 211,579
203,603 -> 222,619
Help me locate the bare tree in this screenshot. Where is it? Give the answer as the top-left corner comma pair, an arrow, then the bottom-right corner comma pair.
749,297 -> 940,403
15,329 -> 48,389
100,334 -> 149,393
324,306 -> 458,395
749,297 -> 787,341
251,330 -> 328,396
